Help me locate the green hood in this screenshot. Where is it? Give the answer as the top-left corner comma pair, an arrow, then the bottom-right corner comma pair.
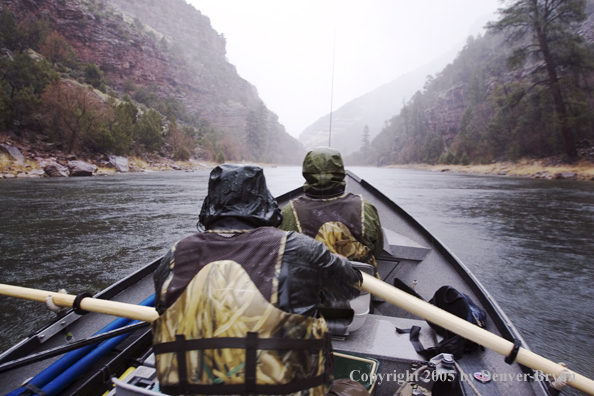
302,147 -> 345,193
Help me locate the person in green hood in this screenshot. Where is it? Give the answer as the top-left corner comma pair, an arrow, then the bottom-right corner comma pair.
279,147 -> 384,270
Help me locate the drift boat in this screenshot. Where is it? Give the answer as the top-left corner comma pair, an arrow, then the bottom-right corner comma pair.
0,171 -> 571,396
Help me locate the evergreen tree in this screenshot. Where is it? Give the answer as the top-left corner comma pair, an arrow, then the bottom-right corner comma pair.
0,7 -> 24,51
245,104 -> 268,161
487,0 -> 588,160
0,8 -> 50,52
0,53 -> 59,129
361,125 -> 370,159
83,63 -> 104,91
135,109 -> 163,152
110,101 -> 137,155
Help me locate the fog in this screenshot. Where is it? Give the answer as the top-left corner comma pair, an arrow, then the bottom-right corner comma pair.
186,0 -> 501,139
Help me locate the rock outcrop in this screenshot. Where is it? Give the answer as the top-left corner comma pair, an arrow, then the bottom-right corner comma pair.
2,0 -> 305,164
67,160 -> 96,176
44,162 -> 70,177
109,155 -> 129,173
0,144 -> 25,164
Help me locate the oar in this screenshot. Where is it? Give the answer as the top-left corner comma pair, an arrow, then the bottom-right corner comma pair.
0,321 -> 150,373
0,283 -> 158,322
2,280 -> 594,395
360,272 -> 594,396
3,292 -> 155,396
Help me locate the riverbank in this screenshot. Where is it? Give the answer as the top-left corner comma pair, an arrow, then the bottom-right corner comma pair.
386,158 -> 594,181
3,134 -> 594,181
0,135 -> 220,178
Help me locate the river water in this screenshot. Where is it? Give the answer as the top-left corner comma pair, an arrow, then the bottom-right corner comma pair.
0,167 -> 593,394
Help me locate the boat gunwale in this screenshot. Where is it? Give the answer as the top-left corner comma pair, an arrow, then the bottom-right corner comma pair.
0,258 -> 161,364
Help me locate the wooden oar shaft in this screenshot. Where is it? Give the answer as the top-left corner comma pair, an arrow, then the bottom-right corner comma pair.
0,283 -> 159,323
360,273 -> 594,395
2,279 -> 592,394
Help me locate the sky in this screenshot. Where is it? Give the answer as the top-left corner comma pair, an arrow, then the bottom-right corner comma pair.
186,0 -> 502,139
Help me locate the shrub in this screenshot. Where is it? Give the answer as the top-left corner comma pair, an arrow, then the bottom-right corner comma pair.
134,109 -> 163,151
174,147 -> 190,161
460,153 -> 470,165
83,63 -> 103,89
439,151 -> 459,165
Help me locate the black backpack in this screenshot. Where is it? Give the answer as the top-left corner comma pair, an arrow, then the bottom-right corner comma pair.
395,282 -> 487,360
426,286 -> 487,358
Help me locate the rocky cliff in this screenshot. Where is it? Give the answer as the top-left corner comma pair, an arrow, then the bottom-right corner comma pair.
2,0 -> 304,164
356,1 -> 594,164
298,45 -> 461,156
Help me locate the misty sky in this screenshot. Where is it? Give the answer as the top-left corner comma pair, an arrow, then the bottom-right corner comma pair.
186,0 -> 502,139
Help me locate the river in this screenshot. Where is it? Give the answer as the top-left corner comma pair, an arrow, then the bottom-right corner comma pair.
0,167 -> 592,394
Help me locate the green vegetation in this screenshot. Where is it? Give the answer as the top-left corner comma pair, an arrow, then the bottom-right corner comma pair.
352,0 -> 594,166
487,0 -> 589,160
245,104 -> 269,162
361,125 -> 370,158
135,109 -> 163,152
0,3 -> 275,165
83,63 -> 105,92
1,53 -> 60,130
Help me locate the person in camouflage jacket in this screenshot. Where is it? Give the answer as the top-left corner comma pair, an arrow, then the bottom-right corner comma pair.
153,164 -> 369,396
280,147 -> 383,269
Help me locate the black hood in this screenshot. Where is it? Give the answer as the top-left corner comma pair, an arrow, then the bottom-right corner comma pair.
198,164 -> 283,230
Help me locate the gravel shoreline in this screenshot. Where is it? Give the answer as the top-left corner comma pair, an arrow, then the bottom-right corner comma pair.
3,135 -> 594,181
386,159 -> 594,181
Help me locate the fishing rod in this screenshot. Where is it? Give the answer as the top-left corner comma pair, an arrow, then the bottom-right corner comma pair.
329,31 -> 336,147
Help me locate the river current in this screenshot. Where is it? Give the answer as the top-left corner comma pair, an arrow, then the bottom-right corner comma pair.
0,167 -> 592,394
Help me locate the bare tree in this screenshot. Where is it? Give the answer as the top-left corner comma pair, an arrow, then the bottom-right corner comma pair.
40,81 -> 108,153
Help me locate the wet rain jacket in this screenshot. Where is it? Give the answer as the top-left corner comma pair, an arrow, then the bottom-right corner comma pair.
153,164 -> 362,396
279,147 -> 384,264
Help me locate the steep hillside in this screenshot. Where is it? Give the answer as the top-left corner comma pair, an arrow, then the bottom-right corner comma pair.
1,0 -> 305,164
103,0 -> 249,132
354,0 -> 594,166
104,0 -> 305,163
299,49 -> 458,155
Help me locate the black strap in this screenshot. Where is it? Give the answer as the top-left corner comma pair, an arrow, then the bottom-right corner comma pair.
24,382 -> 49,396
158,332 -> 331,395
245,332 -> 257,394
324,331 -> 333,379
72,292 -> 93,315
408,326 -> 430,357
403,326 -> 437,360
505,339 -> 522,365
161,374 -> 329,395
175,334 -> 189,388
153,334 -> 329,355
398,326 -> 453,360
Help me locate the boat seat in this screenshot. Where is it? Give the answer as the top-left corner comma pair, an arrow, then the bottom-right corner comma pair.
333,314 -> 437,363
382,228 -> 431,262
